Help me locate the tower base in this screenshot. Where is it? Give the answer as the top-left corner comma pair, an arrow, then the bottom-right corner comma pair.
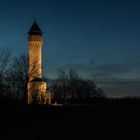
28,81 -> 47,104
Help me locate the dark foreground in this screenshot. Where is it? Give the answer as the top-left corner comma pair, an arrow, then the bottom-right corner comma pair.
0,103 -> 140,139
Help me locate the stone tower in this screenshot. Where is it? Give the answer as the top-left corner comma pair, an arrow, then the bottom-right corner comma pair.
27,21 -> 47,104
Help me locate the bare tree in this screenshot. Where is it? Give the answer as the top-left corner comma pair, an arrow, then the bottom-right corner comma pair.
0,48 -> 12,97
9,54 -> 45,102
9,54 -> 48,104
51,69 -> 106,104
0,50 -> 47,104
7,54 -> 29,101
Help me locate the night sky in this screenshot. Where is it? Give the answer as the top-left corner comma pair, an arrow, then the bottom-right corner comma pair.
0,0 -> 140,97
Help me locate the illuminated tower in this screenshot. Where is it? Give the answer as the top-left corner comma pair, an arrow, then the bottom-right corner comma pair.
27,21 -> 47,104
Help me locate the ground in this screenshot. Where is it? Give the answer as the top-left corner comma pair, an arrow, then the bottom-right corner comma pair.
0,103 -> 140,139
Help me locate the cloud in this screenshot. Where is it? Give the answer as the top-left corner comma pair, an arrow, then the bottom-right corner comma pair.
58,61 -> 140,80
96,80 -> 140,97
91,63 -> 132,80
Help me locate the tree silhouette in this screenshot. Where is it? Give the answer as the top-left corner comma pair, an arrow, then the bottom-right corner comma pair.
0,49 -> 12,98
51,69 -> 106,104
9,54 -> 47,104
7,54 -> 29,101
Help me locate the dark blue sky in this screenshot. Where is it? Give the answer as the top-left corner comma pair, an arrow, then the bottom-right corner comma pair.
0,0 -> 140,97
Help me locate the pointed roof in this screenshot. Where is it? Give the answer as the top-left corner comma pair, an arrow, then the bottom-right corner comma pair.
28,21 -> 42,35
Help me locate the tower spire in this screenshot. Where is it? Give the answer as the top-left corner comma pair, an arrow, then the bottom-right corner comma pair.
28,21 -> 42,35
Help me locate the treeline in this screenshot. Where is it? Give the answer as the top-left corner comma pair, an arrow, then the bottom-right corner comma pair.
0,48 -> 140,106
49,69 -> 106,104
0,49 -> 106,104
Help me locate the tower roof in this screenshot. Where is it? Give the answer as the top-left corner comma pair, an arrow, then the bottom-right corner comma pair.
28,21 -> 42,35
